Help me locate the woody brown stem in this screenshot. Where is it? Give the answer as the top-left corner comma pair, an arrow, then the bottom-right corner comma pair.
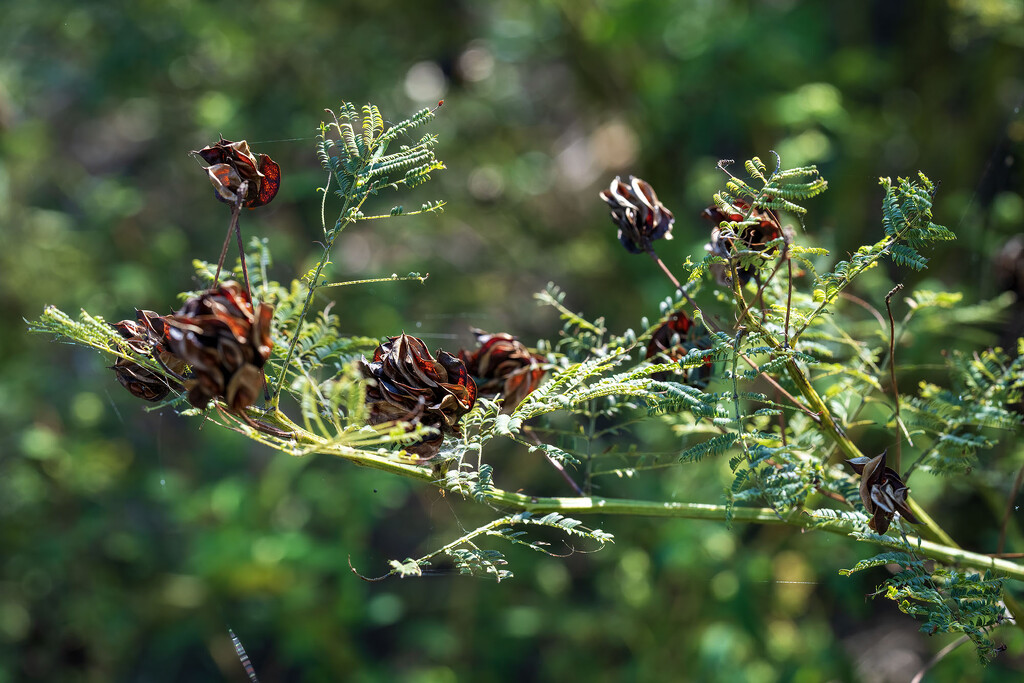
885,284 -> 904,474
214,180 -> 249,297
213,225 -> 233,286
234,201 -> 252,300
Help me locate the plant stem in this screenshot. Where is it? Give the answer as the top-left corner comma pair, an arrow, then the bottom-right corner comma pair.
479,490 -> 1024,581
232,413 -> 1023,581
214,182 -> 248,288
270,190 -> 367,404
646,247 -> 817,419
909,636 -> 970,683
524,427 -> 584,495
885,284 -> 904,473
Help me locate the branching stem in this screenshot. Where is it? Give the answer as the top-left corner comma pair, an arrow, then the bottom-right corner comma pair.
646,247 -> 817,419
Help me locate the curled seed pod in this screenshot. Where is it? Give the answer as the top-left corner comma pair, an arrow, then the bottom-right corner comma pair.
192,138 -> 281,208
702,200 -> 783,286
645,312 -> 712,384
163,281 -> 273,412
459,329 -> 546,411
360,334 -> 477,458
110,310 -> 186,402
111,358 -> 174,402
846,450 -> 921,534
600,176 -> 675,254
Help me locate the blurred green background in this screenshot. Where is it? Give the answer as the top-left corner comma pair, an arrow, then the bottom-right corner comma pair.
3,0 -> 1024,680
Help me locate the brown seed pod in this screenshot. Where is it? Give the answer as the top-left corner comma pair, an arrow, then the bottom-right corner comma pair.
110,310 -> 186,402
360,334 -> 478,458
846,450 -> 921,534
192,138 -> 281,208
163,281 -> 273,412
459,329 -> 546,411
111,358 -> 174,402
600,176 -> 675,255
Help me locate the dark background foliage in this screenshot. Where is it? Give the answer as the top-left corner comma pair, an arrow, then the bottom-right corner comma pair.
2,0 -> 1023,680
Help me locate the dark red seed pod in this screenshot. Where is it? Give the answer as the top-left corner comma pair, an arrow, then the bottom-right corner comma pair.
109,310 -> 186,402
845,450 -> 921,534
645,312 -> 712,384
192,138 -> 281,208
163,281 -> 274,413
702,199 -> 782,286
360,334 -> 477,458
459,329 -> 546,411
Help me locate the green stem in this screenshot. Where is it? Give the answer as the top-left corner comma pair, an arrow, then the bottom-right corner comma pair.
270,245 -> 334,404
243,414 -> 1021,581
271,190 -> 369,404
478,490 -> 1024,581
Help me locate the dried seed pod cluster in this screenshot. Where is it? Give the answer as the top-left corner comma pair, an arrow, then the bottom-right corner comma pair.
163,282 -> 274,412
846,450 -> 920,534
600,176 -> 675,254
192,138 -> 281,208
360,334 -> 478,458
109,282 -> 273,415
459,329 -> 546,411
702,199 -> 783,285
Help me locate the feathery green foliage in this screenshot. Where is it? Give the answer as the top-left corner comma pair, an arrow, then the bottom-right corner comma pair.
902,344 -> 1024,476
842,549 -> 1006,662
382,512 -> 613,582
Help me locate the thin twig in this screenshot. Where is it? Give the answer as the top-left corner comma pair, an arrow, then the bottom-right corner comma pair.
776,385 -> 788,446
646,249 -> 683,290
885,284 -> 904,473
212,218 -> 234,286
840,291 -> 888,331
785,247 -> 793,348
214,181 -> 249,294
271,189 -> 369,404
234,198 -> 252,300
735,223 -> 788,328
909,636 -> 970,683
903,444 -> 939,482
